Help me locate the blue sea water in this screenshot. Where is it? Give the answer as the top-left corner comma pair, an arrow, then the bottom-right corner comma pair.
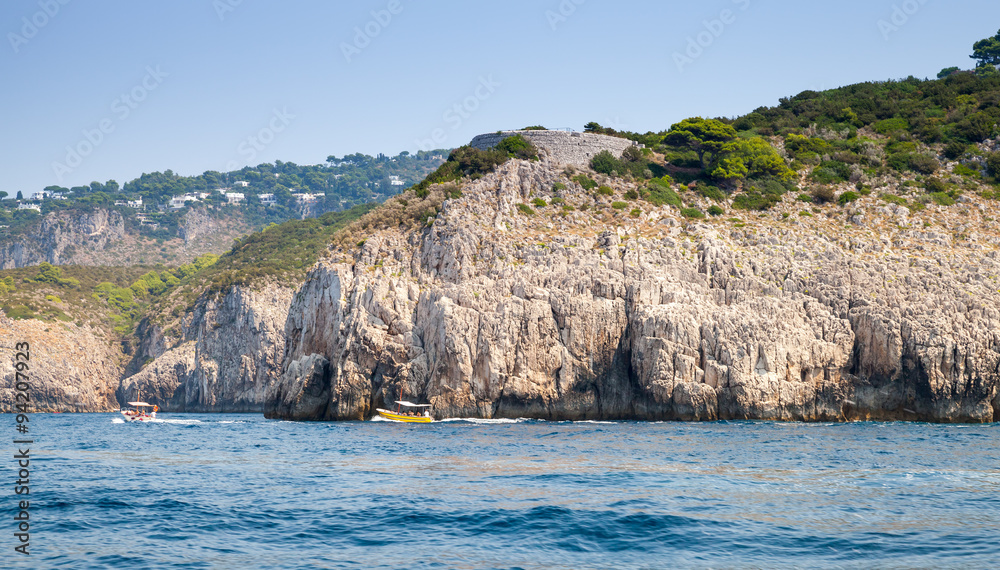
6,414 -> 999,569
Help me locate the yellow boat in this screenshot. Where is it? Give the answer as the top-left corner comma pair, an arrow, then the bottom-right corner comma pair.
376,401 -> 433,423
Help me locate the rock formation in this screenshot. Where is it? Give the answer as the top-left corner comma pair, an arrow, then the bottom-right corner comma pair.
120,284 -> 293,412
0,209 -> 126,269
0,207 -> 250,269
267,155 -> 1000,423
0,315 -> 121,412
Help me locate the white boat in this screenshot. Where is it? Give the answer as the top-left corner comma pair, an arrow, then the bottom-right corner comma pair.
121,390 -> 157,422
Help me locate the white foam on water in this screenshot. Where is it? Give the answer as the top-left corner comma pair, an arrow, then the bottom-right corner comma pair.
111,418 -> 125,424
438,417 -> 527,424
151,418 -> 202,425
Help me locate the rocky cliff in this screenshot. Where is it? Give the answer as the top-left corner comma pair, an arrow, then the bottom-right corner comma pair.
266,156 -> 1000,422
0,315 -> 121,412
0,207 -> 250,268
0,209 -> 126,269
120,284 -> 293,412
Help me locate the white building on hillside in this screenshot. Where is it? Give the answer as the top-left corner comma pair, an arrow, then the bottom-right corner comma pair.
225,192 -> 245,204
389,176 -> 405,186
18,203 -> 41,212
259,193 -> 277,206
234,181 -> 249,187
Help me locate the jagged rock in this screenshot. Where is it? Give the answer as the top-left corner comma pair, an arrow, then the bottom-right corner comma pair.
0,207 -> 250,269
0,209 -> 126,268
0,316 -> 120,412
121,284 -> 293,412
266,157 -> 1000,423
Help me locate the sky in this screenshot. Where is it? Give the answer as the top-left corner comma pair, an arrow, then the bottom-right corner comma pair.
2,0 -> 999,197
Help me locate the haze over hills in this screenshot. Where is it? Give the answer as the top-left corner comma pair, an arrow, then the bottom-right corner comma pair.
2,59 -> 1000,420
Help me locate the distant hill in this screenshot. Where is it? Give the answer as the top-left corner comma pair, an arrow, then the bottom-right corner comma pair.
0,149 -> 449,268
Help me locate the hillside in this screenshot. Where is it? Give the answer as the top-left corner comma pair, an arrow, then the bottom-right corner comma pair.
0,150 -> 448,269
3,73 -> 999,419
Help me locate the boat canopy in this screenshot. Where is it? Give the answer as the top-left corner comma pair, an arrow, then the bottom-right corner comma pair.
395,401 -> 432,408
127,401 -> 155,407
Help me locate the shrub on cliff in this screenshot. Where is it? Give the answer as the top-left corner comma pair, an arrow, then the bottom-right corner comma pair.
33,262 -> 80,289
495,134 -> 539,160
812,186 -> 836,204
573,174 -> 598,190
591,150 -> 624,176
711,138 -> 794,184
413,144 -> 530,198
732,177 -> 797,211
837,191 -> 860,205
985,152 -> 1000,178
943,141 -> 970,160
641,179 -> 682,208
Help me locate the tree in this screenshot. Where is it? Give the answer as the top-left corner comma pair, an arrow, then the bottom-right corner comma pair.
937,67 -> 960,79
16,191 -> 23,200
971,29 -> 1000,71
0,191 -> 7,200
663,117 -> 737,170
711,137 -> 794,182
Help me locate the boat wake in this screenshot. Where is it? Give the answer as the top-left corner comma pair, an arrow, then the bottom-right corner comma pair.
438,417 -> 528,424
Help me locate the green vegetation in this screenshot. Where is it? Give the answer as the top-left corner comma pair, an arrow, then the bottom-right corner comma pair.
611,202 -> 627,210
971,29 -> 1000,74
641,178 -> 682,208
711,138 -> 794,182
707,205 -> 725,216
517,203 -> 535,216
929,192 -> 956,206
191,205 -> 373,294
837,191 -> 860,205
574,175 -> 598,190
693,182 -> 725,202
596,185 -> 614,196
0,150 -> 448,245
531,198 -> 547,208
663,117 -> 736,170
0,264 -> 165,329
32,262 -> 80,288
732,177 -> 797,211
629,208 -> 642,218
680,207 -> 705,219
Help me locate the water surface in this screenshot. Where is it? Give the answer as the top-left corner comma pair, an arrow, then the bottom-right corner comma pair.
9,414 -> 999,568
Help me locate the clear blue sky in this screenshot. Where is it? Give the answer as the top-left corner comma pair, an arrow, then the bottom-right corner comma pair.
2,0 -> 998,196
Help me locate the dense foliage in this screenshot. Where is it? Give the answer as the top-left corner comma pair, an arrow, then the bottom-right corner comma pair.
412,136 -> 539,198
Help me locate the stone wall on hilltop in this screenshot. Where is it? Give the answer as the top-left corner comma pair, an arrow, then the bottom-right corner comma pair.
469,130 -> 639,166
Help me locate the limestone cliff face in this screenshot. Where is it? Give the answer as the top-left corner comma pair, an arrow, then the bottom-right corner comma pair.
267,157 -> 1000,423
0,316 -> 121,412
0,207 -> 250,268
120,284 -> 293,412
0,209 -> 126,269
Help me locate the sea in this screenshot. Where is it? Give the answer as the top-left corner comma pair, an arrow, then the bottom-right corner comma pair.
6,414 -> 999,569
